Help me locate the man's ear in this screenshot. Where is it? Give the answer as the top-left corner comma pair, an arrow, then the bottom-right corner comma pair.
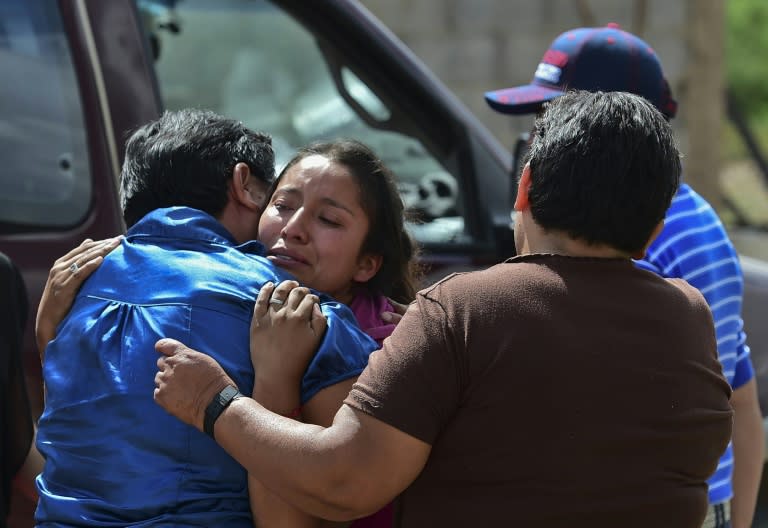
353,253 -> 383,284
513,163 -> 532,212
631,220 -> 665,260
231,162 -> 266,212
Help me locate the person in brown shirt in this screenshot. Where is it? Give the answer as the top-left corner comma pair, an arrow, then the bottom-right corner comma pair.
152,90 -> 733,527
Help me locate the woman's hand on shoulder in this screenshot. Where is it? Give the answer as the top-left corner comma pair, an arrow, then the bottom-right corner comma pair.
250,280 -> 327,389
381,298 -> 410,325
35,236 -> 122,356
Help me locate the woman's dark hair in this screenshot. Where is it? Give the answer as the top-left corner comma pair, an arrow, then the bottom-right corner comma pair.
275,139 -> 420,303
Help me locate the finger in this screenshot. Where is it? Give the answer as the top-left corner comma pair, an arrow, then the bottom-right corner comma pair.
155,338 -> 186,357
273,279 -> 300,297
52,238 -> 121,282
52,241 -> 94,270
55,255 -> 105,294
293,292 -> 319,321
62,237 -> 122,271
75,236 -> 122,265
310,302 -> 328,336
269,280 -> 300,309
67,255 -> 104,282
387,298 -> 409,316
255,282 -> 275,318
52,237 -> 101,267
285,286 -> 311,311
380,311 -> 403,324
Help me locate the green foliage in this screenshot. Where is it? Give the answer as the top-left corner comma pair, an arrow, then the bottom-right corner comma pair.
727,0 -> 768,117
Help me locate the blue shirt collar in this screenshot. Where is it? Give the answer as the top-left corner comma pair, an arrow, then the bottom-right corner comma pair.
126,206 -> 265,255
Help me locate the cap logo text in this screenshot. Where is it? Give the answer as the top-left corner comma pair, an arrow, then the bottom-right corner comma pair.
535,63 -> 562,84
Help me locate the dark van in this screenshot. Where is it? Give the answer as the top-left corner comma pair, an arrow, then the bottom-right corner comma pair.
2,1 -> 767,525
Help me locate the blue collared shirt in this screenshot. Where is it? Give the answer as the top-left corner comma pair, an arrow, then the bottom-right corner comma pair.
36,207 -> 377,527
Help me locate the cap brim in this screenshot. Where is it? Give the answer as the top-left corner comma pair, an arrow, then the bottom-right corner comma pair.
484,84 -> 564,115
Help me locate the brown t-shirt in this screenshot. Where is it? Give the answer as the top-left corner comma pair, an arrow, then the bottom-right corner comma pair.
345,254 -> 733,528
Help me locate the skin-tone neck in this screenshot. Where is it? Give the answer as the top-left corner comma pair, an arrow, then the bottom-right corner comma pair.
513,164 -> 663,260
217,162 -> 269,244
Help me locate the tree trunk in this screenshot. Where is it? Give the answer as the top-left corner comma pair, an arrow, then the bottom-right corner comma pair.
684,0 -> 725,210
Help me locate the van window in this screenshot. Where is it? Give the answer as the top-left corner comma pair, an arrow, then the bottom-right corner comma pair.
0,1 -> 91,230
137,0 -> 468,246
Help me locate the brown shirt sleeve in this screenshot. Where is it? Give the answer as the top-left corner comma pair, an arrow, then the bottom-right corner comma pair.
344,285 -> 464,444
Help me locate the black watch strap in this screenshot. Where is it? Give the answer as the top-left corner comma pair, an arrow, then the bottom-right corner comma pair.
204,385 -> 243,439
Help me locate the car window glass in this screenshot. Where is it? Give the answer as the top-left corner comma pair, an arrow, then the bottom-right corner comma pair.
136,0 -> 469,246
340,68 -> 391,122
0,1 -> 91,230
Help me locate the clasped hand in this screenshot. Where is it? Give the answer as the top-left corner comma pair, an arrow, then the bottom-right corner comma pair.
250,280 -> 327,387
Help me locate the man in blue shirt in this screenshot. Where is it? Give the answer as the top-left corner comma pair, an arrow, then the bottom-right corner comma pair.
484,24 -> 764,528
35,109 -> 378,527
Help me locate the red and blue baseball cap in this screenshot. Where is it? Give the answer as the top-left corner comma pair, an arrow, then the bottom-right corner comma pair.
484,23 -> 678,118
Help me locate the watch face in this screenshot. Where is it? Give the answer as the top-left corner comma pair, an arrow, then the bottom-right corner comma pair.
218,385 -> 239,403
205,385 -> 242,438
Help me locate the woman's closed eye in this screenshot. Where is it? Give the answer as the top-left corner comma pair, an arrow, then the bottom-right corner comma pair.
319,216 -> 342,227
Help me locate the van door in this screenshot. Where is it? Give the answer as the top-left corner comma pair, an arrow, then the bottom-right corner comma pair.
0,1 -> 154,524
0,1 -> 128,412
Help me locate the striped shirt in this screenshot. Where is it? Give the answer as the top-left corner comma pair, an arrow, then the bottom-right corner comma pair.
635,183 -> 754,506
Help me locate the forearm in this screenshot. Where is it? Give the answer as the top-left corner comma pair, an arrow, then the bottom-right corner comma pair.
216,398 -> 375,521
154,337 -> 407,519
35,320 -> 56,359
730,379 -> 764,528
15,427 -> 43,501
252,373 -> 303,419
247,378 -> 325,527
249,474 -> 326,528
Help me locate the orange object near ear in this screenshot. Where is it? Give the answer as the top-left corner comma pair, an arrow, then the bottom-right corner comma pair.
514,164 -> 532,212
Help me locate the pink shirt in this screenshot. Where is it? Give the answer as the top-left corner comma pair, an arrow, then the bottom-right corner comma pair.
348,290 -> 398,528
348,291 -> 397,346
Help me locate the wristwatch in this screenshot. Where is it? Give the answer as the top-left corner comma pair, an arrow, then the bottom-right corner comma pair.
203,385 -> 243,439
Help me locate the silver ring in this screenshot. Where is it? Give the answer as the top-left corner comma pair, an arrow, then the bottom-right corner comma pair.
68,262 -> 80,275
269,298 -> 284,308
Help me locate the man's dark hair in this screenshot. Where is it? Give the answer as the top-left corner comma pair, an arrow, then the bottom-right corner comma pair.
525,90 -> 681,254
120,109 -> 274,227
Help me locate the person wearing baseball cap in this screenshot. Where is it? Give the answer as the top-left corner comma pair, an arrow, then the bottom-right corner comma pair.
484,23 -> 677,119
486,24 -> 763,528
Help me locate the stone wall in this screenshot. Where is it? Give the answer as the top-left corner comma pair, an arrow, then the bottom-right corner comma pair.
361,0 -> 689,152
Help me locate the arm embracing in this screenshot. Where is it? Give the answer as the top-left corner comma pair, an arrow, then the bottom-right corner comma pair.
243,281 -> 424,521
153,338 -> 429,521
247,280 -> 334,527
36,237 -> 121,355
217,400 -> 430,521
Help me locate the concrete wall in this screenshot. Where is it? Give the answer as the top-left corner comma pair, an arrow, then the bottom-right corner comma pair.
361,0 -> 689,152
